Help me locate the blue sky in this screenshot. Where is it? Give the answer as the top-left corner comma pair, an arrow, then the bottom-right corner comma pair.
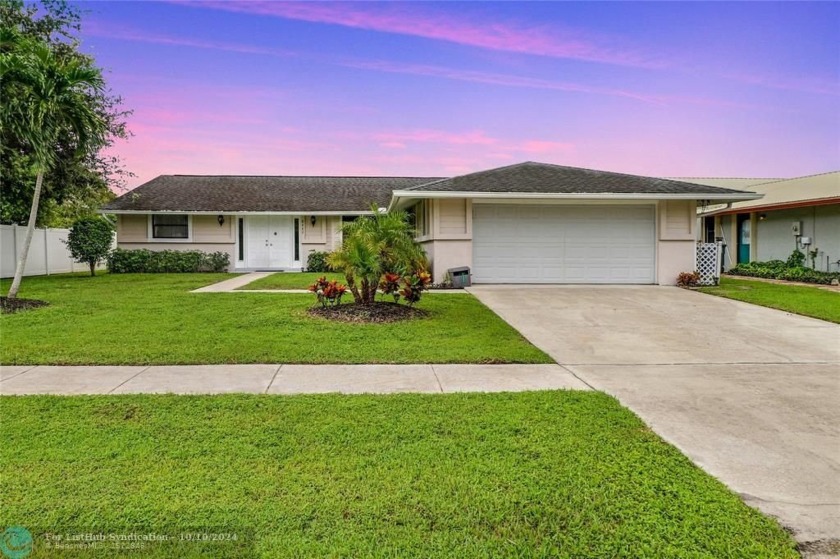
76,1 -> 840,187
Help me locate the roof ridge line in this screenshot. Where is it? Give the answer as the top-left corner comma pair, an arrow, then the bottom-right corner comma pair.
168,174 -> 443,179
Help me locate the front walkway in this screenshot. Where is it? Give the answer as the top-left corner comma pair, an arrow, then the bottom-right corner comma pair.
0,364 -> 589,395
191,272 -> 274,292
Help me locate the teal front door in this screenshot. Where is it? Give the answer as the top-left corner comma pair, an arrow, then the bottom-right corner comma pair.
737,215 -> 751,264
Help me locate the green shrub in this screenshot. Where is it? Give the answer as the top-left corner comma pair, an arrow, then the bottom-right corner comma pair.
108,249 -> 230,273
729,260 -> 840,285
786,249 -> 806,268
63,217 -> 115,276
306,251 -> 332,273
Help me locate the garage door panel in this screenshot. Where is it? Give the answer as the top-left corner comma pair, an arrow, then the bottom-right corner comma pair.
472,204 -> 655,284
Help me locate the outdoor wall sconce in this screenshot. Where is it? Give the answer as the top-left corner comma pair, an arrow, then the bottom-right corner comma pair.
217,215 -> 225,226
759,214 -> 767,221
310,215 -> 317,226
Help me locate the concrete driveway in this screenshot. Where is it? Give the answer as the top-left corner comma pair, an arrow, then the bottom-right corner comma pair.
469,285 -> 840,551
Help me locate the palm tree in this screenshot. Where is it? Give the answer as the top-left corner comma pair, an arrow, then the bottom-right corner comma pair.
1,31 -> 106,299
327,208 -> 428,305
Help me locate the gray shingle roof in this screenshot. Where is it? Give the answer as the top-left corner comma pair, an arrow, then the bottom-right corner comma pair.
401,162 -> 756,196
103,175 -> 442,213
104,162 -> 759,214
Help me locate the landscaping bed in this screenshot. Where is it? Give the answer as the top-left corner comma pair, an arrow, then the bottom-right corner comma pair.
0,296 -> 48,314
699,277 -> 840,323
0,392 -> 798,558
0,273 -> 549,365
728,256 -> 840,285
308,301 -> 428,323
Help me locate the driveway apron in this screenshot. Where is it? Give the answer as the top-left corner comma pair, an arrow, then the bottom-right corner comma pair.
469,285 -> 840,548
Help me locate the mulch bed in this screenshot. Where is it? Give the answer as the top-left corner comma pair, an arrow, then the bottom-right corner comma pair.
308,302 -> 429,323
1,297 -> 49,314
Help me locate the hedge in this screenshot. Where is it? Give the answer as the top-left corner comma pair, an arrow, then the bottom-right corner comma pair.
728,261 -> 840,285
107,249 -> 230,273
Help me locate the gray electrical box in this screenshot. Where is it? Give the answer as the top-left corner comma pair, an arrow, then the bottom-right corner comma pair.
447,266 -> 471,288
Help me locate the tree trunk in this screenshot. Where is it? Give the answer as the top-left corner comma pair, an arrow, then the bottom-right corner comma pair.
7,171 -> 44,299
89,261 -> 96,276
360,278 -> 371,305
345,273 -> 362,304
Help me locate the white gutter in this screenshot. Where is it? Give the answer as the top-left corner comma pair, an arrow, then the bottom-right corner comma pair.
100,210 -> 376,216
390,190 -> 764,201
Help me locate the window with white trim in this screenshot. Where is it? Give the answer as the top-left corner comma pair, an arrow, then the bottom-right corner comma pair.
152,215 -> 189,239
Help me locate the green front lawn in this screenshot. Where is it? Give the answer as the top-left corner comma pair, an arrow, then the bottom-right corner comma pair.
0,273 -> 549,365
238,271 -> 345,290
0,392 -> 797,558
699,276 -> 840,323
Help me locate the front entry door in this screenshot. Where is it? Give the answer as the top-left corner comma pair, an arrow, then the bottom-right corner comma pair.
737,214 -> 751,264
246,216 -> 294,269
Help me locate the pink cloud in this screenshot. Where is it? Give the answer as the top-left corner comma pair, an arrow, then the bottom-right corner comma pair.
170,1 -> 662,68
85,20 -> 666,104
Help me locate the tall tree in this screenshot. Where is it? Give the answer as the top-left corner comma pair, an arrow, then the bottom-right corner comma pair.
1,30 -> 107,298
0,0 -> 132,227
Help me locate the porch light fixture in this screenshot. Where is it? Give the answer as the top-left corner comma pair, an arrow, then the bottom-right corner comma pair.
759,214 -> 767,221
217,215 -> 225,226
310,215 -> 317,226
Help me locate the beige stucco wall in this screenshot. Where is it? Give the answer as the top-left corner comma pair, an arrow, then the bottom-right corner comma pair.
657,240 -> 695,286
117,215 -> 147,242
300,215 -> 341,262
420,239 -> 473,283
655,200 -> 697,285
435,199 -> 470,236
193,215 -> 235,243
659,200 -> 696,241
116,214 -> 235,244
415,198 -> 473,282
116,214 -> 236,270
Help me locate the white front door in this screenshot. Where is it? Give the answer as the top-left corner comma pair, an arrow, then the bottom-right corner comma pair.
246,216 -> 295,269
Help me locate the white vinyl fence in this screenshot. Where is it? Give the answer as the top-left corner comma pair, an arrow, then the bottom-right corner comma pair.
0,224 -> 108,278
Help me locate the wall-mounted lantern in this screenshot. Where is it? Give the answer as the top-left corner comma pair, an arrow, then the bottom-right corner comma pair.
217,215 -> 225,226
310,215 -> 317,226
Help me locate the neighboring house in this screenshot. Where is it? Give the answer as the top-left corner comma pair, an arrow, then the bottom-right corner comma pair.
102,162 -> 759,285
693,172 -> 840,271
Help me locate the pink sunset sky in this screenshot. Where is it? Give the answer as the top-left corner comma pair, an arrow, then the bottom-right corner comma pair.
78,1 -> 840,189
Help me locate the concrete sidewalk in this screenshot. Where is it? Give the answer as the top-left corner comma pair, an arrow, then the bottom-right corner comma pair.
0,364 -> 589,395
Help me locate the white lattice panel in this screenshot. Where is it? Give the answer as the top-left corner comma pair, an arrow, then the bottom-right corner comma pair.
696,242 -> 721,286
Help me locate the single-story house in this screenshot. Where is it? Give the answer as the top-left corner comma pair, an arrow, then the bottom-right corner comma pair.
694,171 -> 840,271
102,162 -> 760,285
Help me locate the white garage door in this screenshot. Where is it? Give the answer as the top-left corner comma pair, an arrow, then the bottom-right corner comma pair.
472,204 -> 656,284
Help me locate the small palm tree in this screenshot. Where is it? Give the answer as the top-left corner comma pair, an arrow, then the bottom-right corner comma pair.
1,30 -> 106,299
327,208 -> 428,305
